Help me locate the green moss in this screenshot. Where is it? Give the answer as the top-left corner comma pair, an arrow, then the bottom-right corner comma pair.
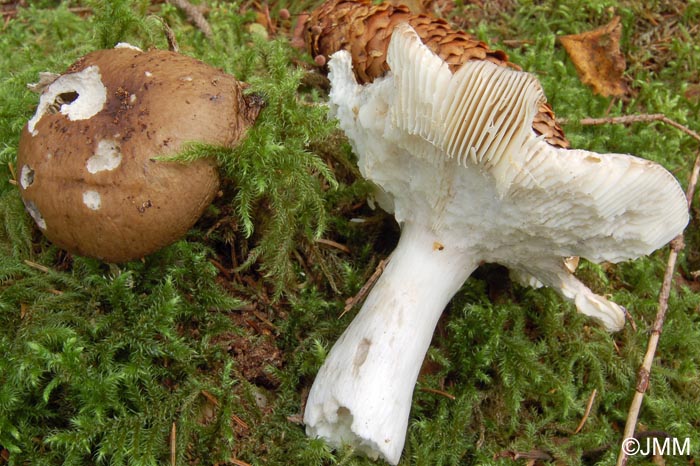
1,0 -> 699,465
0,245 -> 242,464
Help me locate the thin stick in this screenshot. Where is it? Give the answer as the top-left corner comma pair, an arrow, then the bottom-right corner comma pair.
616,150 -> 700,466
252,309 -> 280,334
8,161 -> 18,185
24,260 -> 51,273
315,237 -> 351,254
8,162 -> 16,182
170,422 -> 177,466
419,386 -> 456,400
494,450 -> 554,461
229,458 -> 252,466
558,113 -> 700,143
200,390 -> 249,430
2,6 -> 92,18
161,19 -> 179,53
231,414 -> 249,430
574,388 -> 597,434
686,151 -> 700,205
149,15 -> 179,52
340,257 -> 389,318
167,0 -> 212,38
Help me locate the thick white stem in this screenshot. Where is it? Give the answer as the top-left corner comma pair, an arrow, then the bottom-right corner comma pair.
304,223 -> 478,465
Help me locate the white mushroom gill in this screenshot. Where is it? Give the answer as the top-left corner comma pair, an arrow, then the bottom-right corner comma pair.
87,139 -> 122,174
27,65 -> 107,136
303,23 -> 689,465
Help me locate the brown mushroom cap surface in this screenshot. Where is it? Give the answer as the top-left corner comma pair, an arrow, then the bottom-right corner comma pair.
18,46 -> 261,262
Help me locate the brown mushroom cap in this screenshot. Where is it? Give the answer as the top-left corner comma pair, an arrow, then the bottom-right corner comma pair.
18,46 -> 261,262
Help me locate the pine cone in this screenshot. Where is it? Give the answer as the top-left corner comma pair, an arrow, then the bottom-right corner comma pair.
305,0 -> 569,148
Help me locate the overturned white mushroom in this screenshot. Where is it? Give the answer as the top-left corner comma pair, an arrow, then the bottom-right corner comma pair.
303,23 -> 689,464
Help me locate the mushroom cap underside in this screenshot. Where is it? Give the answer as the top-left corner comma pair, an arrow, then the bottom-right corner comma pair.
329,23 -> 689,264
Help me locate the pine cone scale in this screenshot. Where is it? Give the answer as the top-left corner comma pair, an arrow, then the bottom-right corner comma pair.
306,0 -> 569,148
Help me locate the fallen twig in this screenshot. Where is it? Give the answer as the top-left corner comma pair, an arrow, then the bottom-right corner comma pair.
574,388 -> 597,434
23,260 -> 50,273
340,257 -> 389,318
201,389 -> 219,406
232,413 -> 249,431
8,162 -> 16,182
252,308 -> 280,334
201,390 -> 249,430
559,113 -> 700,143
494,449 -> 554,462
228,458 -> 251,466
170,422 -> 177,466
8,161 -> 18,186
616,149 -> 700,466
315,237 -> 351,254
308,244 -> 341,295
167,0 -> 212,38
209,258 -> 233,280
2,6 -> 92,19
419,386 -> 456,400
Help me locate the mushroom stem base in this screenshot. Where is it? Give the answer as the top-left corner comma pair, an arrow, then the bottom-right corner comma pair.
303,222 -> 478,465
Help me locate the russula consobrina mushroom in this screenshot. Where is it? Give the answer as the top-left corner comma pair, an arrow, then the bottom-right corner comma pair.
17,45 -> 261,263
302,22 -> 689,464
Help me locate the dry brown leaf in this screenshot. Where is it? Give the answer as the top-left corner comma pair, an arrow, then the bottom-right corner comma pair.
559,16 -> 631,97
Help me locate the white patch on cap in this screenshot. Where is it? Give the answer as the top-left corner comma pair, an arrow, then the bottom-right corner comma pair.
20,165 -> 35,189
22,199 -> 46,230
27,65 -> 107,136
145,71 -> 153,77
87,139 -> 122,174
115,42 -> 142,51
83,191 -> 102,210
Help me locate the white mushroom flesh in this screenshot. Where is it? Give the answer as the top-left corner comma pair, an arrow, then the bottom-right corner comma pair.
87,139 -> 122,174
22,199 -> 46,230
304,23 -> 689,465
19,165 -> 35,189
82,191 -> 102,211
27,65 -> 107,136
114,42 -> 143,51
305,223 -> 478,463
